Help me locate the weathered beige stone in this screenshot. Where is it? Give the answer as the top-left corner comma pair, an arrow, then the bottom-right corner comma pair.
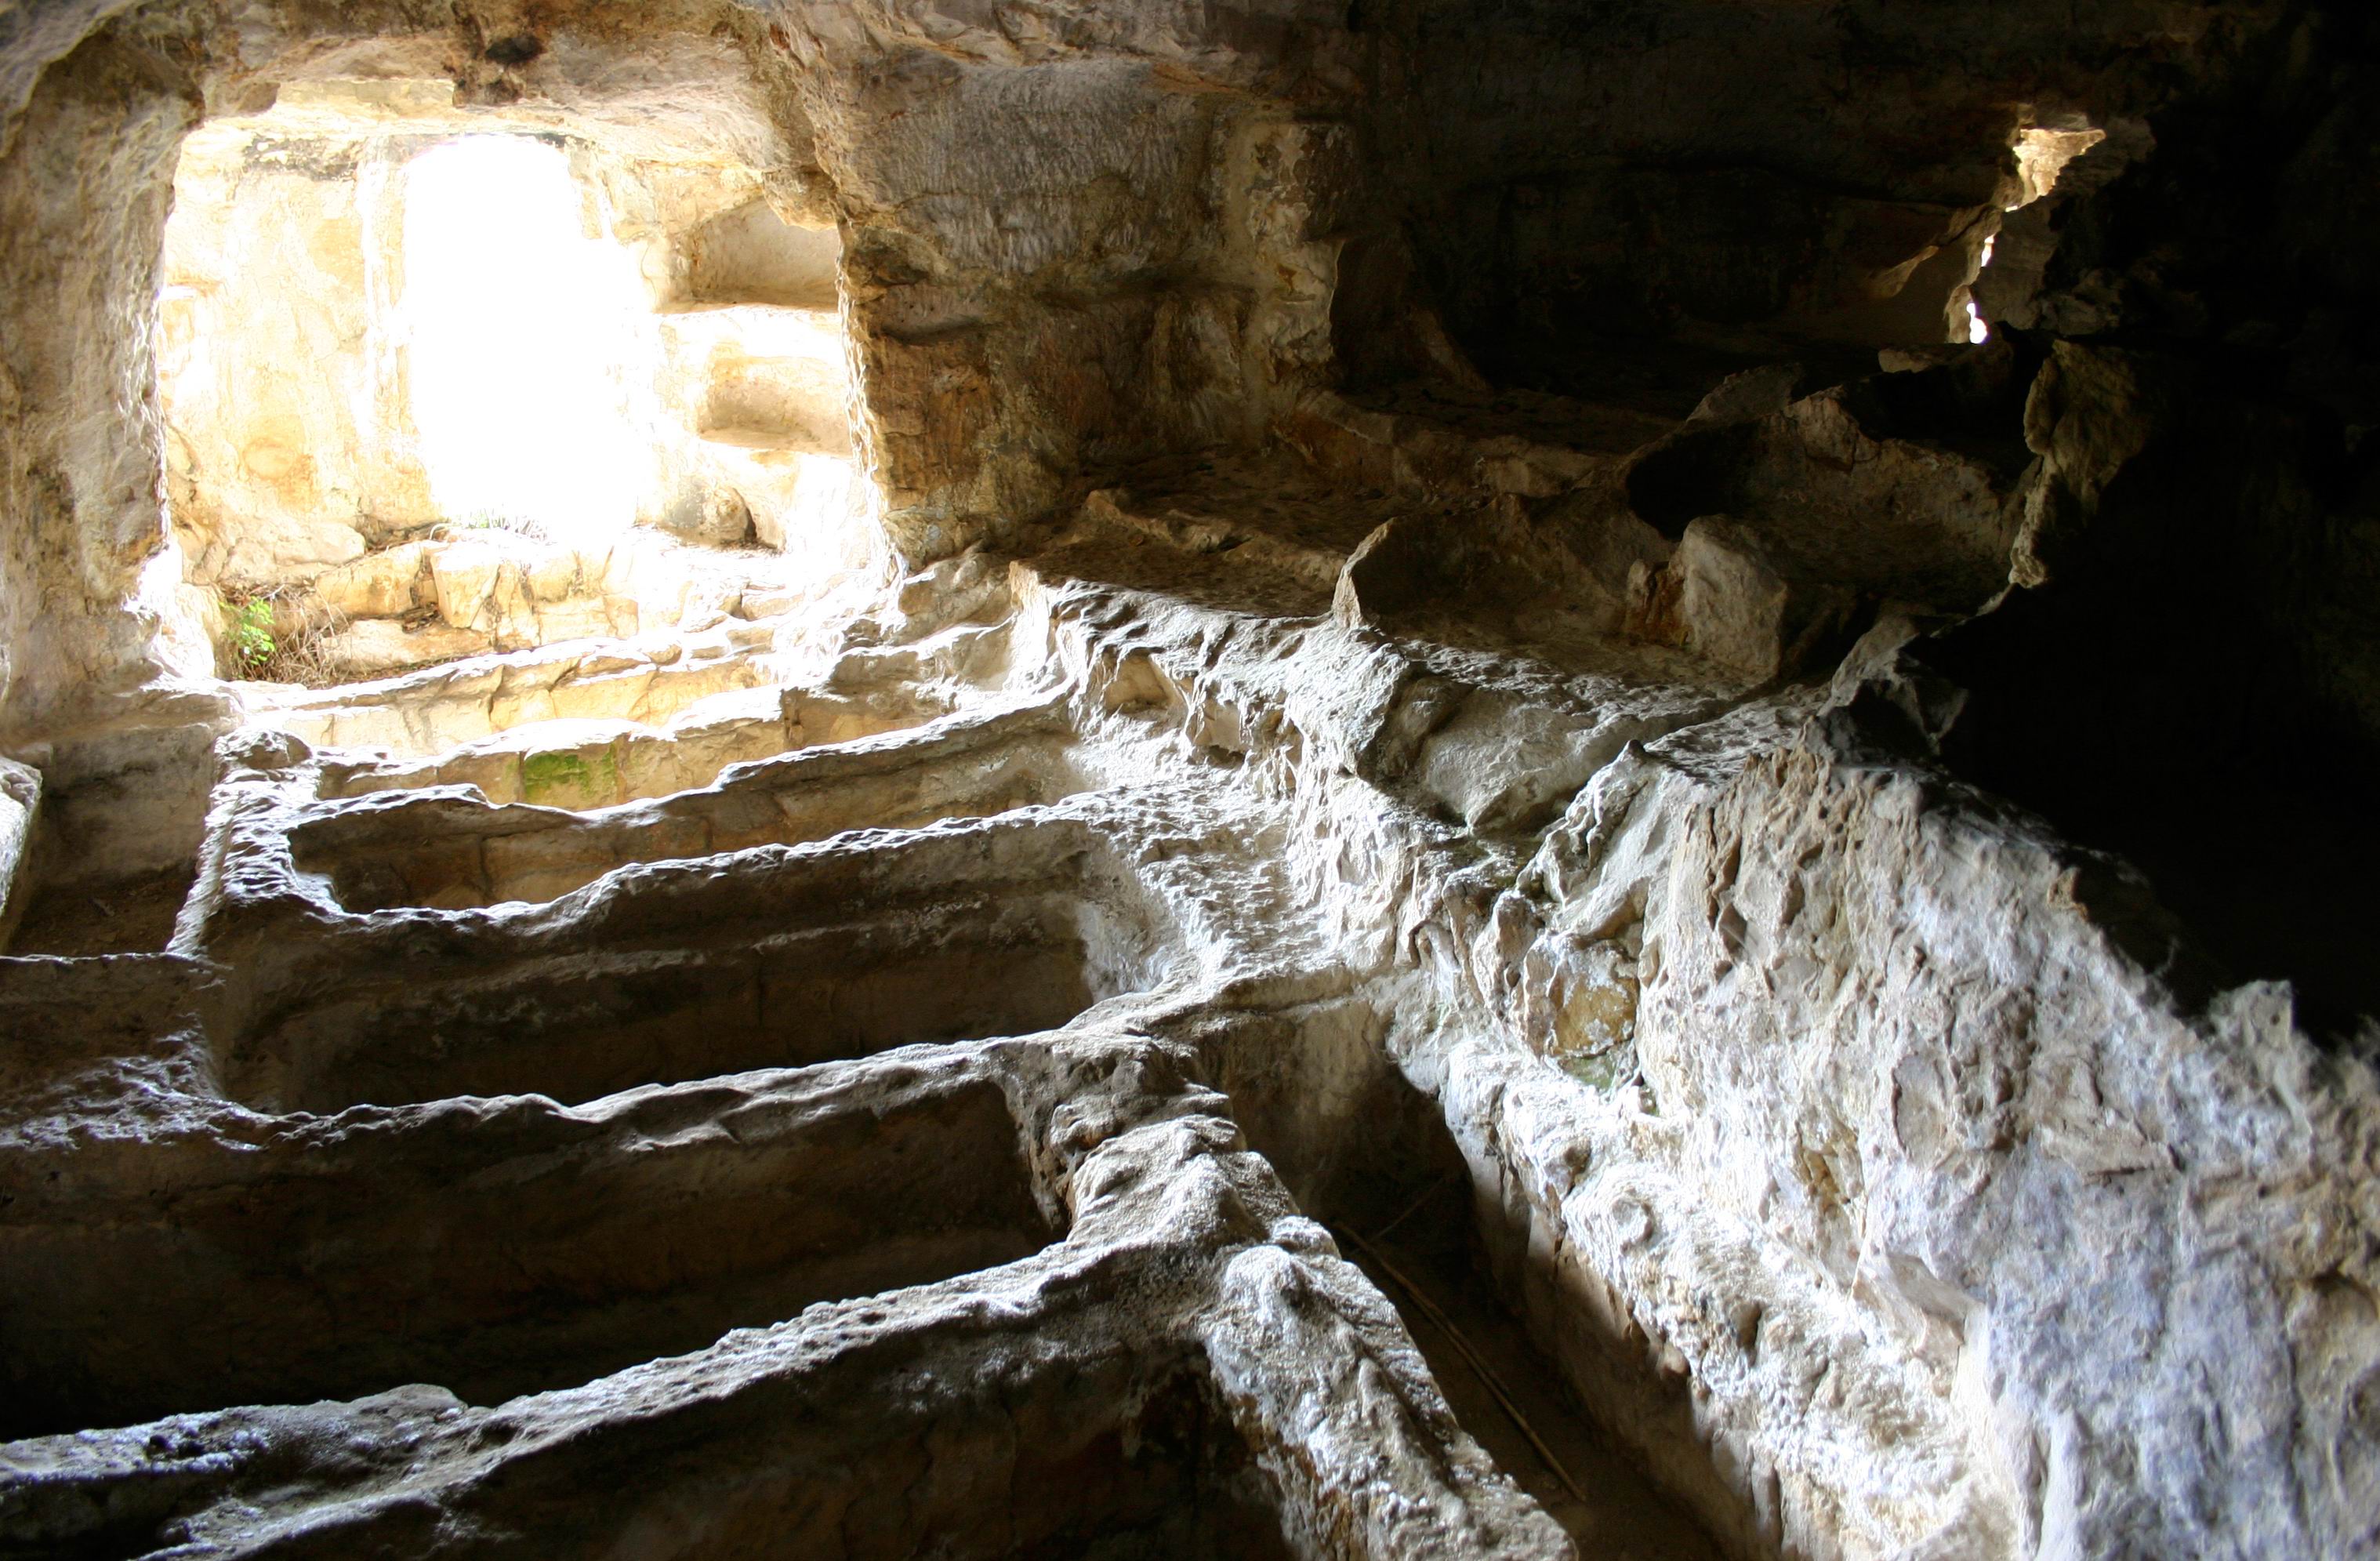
408,695 -> 501,756
321,618 -> 492,679
430,543 -> 505,630
524,550 -> 582,604
550,667 -> 657,723
485,684 -> 561,731
310,543 -> 434,620
311,703 -> 412,753
484,562 -> 539,652
1672,517 -> 1859,680
432,747 -> 526,808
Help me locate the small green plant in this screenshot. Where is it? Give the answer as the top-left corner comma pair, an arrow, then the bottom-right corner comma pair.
224,596 -> 276,673
216,589 -> 346,684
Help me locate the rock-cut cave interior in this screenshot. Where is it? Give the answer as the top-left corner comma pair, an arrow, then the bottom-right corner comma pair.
1,3 -> 2377,1559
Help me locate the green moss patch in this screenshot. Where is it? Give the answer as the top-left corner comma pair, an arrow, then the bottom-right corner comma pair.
521,745 -> 619,807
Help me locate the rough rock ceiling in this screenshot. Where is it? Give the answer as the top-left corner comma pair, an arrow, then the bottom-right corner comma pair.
2,2 -> 2378,1559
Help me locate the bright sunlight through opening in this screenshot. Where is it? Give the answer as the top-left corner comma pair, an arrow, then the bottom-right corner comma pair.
403,137 -> 653,542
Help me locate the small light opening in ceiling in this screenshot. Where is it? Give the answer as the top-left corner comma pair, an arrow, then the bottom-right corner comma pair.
2009,125 -> 2108,211
1964,122 -> 2105,345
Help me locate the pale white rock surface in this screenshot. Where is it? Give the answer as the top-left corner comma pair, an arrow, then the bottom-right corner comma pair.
2,2 -> 2377,1559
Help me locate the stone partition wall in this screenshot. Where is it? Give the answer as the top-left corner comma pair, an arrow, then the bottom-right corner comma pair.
2,4 -> 2378,1560
158,101 -> 438,586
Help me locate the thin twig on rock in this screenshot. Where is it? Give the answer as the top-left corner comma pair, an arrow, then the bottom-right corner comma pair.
1343,1225 -> 1595,1512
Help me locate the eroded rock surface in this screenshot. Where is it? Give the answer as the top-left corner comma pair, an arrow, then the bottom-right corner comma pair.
3,2 -> 2379,1559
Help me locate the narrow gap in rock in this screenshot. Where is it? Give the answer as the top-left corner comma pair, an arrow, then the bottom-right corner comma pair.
1336,1182 -> 1727,1560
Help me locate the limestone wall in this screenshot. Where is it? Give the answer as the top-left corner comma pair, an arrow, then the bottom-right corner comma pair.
775,0 -> 1361,557
0,22 -> 198,742
158,123 -> 433,587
